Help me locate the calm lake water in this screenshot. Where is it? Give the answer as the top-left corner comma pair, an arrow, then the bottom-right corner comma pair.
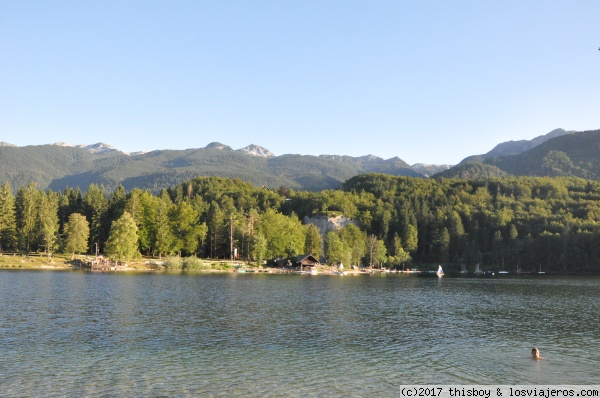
1,270 -> 599,397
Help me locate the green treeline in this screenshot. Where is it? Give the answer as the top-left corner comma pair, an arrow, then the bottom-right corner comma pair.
1,174 -> 600,272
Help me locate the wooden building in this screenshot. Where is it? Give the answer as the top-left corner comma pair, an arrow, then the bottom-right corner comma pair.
294,254 -> 320,269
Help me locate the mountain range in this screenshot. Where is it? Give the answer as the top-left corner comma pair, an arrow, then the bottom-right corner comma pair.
1,128 -> 598,192
0,141 -> 423,192
435,128 -> 600,180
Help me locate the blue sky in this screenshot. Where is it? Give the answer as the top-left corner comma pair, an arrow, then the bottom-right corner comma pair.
1,1 -> 599,165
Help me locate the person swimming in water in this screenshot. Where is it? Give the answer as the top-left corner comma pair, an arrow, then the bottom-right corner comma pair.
531,347 -> 544,360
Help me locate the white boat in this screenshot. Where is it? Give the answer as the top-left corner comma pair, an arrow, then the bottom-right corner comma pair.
436,265 -> 444,277
474,263 -> 484,275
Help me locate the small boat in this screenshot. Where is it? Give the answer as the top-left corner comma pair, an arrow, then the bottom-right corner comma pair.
474,263 -> 484,275
436,265 -> 444,277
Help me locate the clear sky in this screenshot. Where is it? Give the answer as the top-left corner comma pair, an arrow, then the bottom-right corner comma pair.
1,1 -> 599,165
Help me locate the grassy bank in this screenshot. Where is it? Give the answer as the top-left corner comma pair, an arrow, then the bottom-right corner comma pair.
0,253 -> 74,269
0,253 -> 254,272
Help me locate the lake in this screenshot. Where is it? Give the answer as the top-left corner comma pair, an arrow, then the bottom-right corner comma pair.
1,270 -> 599,397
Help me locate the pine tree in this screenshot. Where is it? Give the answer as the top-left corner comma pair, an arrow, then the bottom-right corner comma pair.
207,201 -> 224,258
16,182 -> 39,253
83,184 -> 108,254
154,190 -> 176,259
0,182 -> 17,251
38,190 -> 60,258
171,201 -> 200,256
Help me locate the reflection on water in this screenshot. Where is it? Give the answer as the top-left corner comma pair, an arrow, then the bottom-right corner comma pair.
1,271 -> 599,397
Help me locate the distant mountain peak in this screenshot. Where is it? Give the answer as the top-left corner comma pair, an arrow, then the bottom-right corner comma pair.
358,154 -> 383,161
237,144 -> 274,158
52,142 -> 75,147
484,128 -> 574,159
0,142 -> 17,147
205,142 -> 233,151
411,163 -> 452,177
51,142 -> 123,155
80,142 -> 121,154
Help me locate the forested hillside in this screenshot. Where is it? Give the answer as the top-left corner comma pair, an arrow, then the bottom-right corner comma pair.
2,174 -> 599,273
5,129 -> 599,193
0,144 -> 422,193
437,129 -> 600,180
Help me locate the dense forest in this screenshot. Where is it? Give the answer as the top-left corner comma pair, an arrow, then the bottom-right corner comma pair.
1,173 -> 600,273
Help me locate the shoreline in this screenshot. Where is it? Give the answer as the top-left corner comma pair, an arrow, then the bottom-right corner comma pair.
2,263 -> 597,276
1,255 -> 598,276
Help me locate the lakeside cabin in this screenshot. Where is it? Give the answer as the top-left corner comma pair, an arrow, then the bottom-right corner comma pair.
294,254 -> 320,271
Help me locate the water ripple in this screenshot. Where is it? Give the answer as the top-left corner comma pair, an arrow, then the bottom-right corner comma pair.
1,271 -> 599,396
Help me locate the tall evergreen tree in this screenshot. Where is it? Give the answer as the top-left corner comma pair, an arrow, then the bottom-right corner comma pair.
105,185 -> 127,232
124,188 -> 146,227
508,224 -> 519,266
0,182 -> 17,251
448,210 -> 465,262
126,189 -> 156,254
171,201 -> 200,256
16,182 -> 40,252
435,227 -> 450,264
154,190 -> 176,258
38,190 -> 60,258
59,187 -> 83,230
83,184 -> 108,254
207,201 -> 224,258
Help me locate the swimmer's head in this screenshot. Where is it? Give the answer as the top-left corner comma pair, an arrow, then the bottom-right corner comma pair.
531,347 -> 540,359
